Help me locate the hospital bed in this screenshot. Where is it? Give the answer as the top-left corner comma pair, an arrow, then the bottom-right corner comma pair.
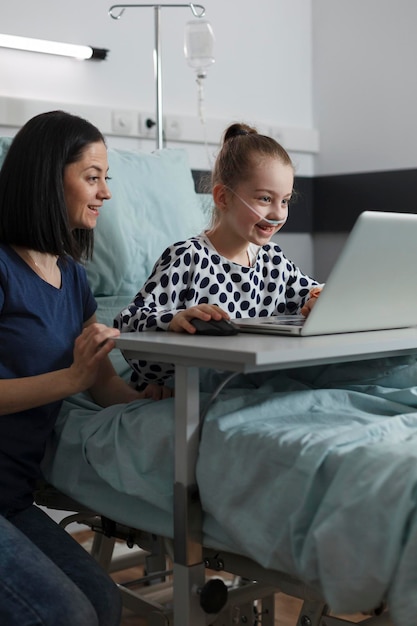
0,136 -> 412,625
38,328 -> 417,626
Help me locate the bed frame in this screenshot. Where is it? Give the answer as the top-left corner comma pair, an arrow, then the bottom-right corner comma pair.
35,481 -> 392,626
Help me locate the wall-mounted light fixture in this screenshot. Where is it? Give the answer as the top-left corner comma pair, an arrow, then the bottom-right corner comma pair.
0,34 -> 108,60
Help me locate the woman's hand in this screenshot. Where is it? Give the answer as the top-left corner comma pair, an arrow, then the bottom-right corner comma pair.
168,304 -> 230,334
68,323 -> 121,392
82,318 -> 175,406
0,321 -> 128,415
139,383 -> 174,400
300,286 -> 323,318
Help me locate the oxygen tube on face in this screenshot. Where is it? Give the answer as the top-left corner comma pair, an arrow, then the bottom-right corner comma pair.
226,187 -> 287,226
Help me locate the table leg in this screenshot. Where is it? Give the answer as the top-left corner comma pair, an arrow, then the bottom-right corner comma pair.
173,365 -> 206,625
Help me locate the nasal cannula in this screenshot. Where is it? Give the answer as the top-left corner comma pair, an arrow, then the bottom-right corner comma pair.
226,187 -> 287,226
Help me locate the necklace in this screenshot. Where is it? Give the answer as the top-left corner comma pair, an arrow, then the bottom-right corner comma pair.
23,249 -> 59,285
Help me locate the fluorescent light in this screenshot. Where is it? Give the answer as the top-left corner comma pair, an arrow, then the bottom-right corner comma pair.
0,34 -> 108,60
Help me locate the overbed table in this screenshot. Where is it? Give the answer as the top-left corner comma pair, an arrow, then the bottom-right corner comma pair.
116,328 -> 417,625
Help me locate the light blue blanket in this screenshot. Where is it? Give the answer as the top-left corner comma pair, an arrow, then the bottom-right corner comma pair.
42,354 -> 417,625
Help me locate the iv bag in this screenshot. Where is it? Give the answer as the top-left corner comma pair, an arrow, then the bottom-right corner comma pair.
184,20 -> 215,77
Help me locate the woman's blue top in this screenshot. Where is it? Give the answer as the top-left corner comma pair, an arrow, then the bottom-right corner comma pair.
0,244 -> 96,514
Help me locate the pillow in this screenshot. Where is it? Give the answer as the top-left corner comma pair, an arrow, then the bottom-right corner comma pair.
0,136 -> 12,165
199,193 -> 214,219
86,147 -> 208,298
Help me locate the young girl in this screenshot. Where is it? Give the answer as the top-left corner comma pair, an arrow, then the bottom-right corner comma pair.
115,122 -> 322,386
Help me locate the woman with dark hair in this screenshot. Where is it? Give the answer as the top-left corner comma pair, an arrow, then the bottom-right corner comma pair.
0,110 -> 163,625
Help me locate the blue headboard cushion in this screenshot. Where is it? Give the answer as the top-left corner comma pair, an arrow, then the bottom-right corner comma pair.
89,147 -> 208,298
0,136 -> 12,163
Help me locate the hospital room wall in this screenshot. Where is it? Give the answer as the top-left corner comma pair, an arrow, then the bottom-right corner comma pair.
0,0 -> 316,275
3,2 -> 413,280
0,0 -> 314,158
311,0 -> 417,279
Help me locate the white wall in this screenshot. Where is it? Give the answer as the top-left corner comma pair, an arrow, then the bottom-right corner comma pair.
0,1 -> 315,168
2,3 -> 415,276
310,1 -> 417,278
312,0 -> 417,176
0,0 -> 316,274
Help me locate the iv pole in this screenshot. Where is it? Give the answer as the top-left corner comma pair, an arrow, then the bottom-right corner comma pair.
109,3 -> 207,150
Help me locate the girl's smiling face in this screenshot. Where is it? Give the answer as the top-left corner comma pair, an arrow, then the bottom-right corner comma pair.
63,140 -> 111,231
225,156 -> 294,245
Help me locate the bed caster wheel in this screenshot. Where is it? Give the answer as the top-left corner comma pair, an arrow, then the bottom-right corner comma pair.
199,578 -> 228,614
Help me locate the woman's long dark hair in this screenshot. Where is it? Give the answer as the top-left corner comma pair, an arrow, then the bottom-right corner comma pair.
0,110 -> 106,260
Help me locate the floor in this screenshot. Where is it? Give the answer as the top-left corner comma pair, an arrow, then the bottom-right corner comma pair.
117,589 -> 306,626
73,530 -> 366,626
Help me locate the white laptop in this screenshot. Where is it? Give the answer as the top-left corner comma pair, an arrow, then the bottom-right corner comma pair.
234,211 -> 417,336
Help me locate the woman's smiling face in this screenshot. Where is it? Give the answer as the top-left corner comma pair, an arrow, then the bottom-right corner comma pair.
63,140 -> 111,231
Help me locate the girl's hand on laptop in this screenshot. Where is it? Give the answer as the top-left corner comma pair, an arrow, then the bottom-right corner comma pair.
301,287 -> 323,317
169,304 -> 230,334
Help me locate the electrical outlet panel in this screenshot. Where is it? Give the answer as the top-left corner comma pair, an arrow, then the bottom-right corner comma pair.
164,115 -> 182,140
138,113 -> 157,138
138,114 -> 182,141
111,110 -> 136,135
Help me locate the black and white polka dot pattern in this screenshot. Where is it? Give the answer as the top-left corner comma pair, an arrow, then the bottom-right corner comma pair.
115,233 -> 320,384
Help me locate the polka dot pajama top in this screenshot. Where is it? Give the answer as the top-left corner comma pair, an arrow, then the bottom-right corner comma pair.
115,233 -> 321,385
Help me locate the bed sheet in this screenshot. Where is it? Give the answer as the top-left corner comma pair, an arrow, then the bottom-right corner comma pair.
42,354 -> 417,626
